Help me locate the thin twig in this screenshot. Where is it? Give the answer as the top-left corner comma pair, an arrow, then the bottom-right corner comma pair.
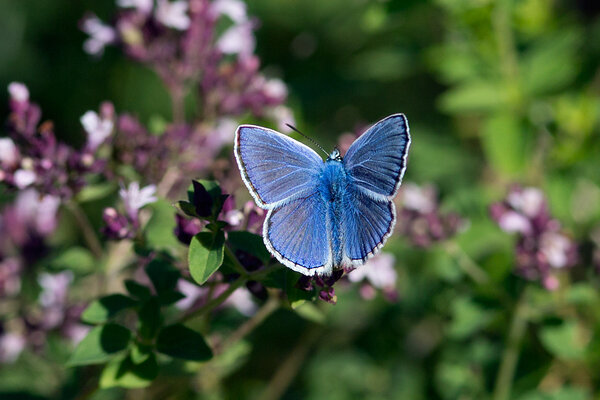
258,326 -> 323,400
445,242 -> 489,284
65,201 -> 104,259
218,296 -> 280,355
493,287 -> 530,400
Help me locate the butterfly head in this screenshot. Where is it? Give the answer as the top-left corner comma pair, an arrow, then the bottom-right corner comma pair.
327,147 -> 342,162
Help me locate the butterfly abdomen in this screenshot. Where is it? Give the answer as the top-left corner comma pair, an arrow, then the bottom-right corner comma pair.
319,160 -> 349,268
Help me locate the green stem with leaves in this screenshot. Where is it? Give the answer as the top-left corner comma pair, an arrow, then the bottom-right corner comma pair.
493,287 -> 530,400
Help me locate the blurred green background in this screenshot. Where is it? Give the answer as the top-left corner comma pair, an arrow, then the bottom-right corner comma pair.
3,0 -> 600,399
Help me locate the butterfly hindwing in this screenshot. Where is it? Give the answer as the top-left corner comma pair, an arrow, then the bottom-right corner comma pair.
342,185 -> 395,263
343,114 -> 410,199
235,125 -> 324,208
264,192 -> 331,275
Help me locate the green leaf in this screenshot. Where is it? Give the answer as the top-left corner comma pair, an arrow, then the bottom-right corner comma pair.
81,294 -> 138,324
145,258 -> 180,295
144,199 -> 180,251
156,324 -> 213,361
520,30 -> 580,96
447,297 -> 492,339
68,324 -> 131,366
539,321 -> 587,360
438,80 -> 508,114
188,231 -> 225,284
130,342 -> 153,365
481,113 -> 528,177
294,302 -> 326,324
125,280 -> 152,301
99,354 -> 158,389
137,297 -> 162,340
175,200 -> 199,218
76,182 -> 117,203
49,247 -> 95,274
227,231 -> 271,265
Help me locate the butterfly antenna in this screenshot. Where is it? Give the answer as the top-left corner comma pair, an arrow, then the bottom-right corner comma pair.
285,124 -> 330,157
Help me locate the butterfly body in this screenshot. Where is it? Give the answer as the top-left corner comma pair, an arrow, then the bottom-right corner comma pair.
318,157 -> 349,267
235,114 -> 411,276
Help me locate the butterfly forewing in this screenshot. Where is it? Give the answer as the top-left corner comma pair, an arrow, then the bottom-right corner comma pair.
343,114 -> 410,198
235,125 -> 323,208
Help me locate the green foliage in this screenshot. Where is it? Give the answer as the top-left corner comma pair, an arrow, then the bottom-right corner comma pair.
81,294 -> 137,324
188,231 -> 225,284
156,324 -> 213,361
68,324 -> 131,366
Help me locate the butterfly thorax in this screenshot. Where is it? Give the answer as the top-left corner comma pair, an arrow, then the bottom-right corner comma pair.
319,160 -> 348,267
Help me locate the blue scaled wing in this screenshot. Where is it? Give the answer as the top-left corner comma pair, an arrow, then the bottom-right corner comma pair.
343,114 -> 410,199
342,185 -> 396,264
235,125 -> 324,209
263,192 -> 332,275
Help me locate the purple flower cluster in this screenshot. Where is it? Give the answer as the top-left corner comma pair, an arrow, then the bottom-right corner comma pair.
102,182 -> 158,239
347,252 -> 398,301
395,183 -> 464,247
490,186 -> 578,290
83,1 -> 293,187
2,83 -> 109,199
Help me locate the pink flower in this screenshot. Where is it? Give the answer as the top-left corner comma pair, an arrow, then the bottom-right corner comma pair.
210,0 -> 248,23
119,182 -> 158,218
225,288 -> 257,316
81,110 -> 114,150
8,82 -> 29,103
0,138 -> 19,168
217,21 -> 256,56
15,189 -> 61,235
13,169 -> 36,189
0,332 -> 26,363
117,0 -> 154,14
82,15 -> 117,56
155,0 -> 190,30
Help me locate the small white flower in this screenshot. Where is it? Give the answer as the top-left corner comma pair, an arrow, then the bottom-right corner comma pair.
217,21 -> 255,56
81,110 -> 114,150
507,187 -> 545,218
348,253 -> 397,289
15,189 -> 60,235
117,0 -> 154,14
226,288 -> 257,316
401,183 -> 436,214
38,271 -> 73,308
210,0 -> 248,23
0,333 -> 26,363
498,211 -> 532,234
263,78 -> 288,100
155,0 -> 190,30
82,15 -> 117,56
8,82 -> 29,103
540,232 -> 572,269
120,182 -> 158,218
13,169 -> 36,189
0,138 -> 19,168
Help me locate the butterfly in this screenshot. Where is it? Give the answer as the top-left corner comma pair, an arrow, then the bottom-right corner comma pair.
234,114 -> 411,276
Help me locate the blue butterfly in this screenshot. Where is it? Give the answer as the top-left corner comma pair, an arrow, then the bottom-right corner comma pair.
234,114 -> 411,276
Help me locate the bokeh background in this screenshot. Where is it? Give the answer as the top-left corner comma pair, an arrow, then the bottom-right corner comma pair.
2,0 -> 600,399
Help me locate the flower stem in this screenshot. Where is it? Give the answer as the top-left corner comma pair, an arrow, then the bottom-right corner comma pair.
445,242 -> 489,284
66,201 -> 103,259
493,287 -> 530,400
179,264 -> 281,322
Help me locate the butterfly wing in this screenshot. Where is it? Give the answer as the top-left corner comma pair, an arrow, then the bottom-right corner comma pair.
235,125 -> 330,275
263,192 -> 332,275
343,114 -> 410,199
235,125 -> 324,209
342,185 -> 396,264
